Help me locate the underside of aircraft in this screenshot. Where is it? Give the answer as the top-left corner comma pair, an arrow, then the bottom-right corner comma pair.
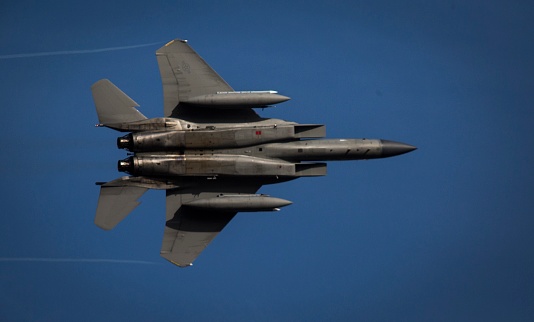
92,39 -> 416,267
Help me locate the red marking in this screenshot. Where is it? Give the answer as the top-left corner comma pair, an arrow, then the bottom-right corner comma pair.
256,131 -> 262,135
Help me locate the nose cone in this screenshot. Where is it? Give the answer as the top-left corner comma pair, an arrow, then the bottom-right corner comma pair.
380,140 -> 417,158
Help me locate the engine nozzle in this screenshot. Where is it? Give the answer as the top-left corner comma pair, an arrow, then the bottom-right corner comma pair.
118,157 -> 134,174
117,134 -> 133,150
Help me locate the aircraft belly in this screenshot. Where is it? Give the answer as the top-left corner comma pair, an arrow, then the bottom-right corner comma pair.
92,38 -> 416,268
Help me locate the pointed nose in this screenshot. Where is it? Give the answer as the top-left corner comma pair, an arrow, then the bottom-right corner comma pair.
380,140 -> 417,158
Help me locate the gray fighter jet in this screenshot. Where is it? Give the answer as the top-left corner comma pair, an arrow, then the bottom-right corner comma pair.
91,39 -> 416,267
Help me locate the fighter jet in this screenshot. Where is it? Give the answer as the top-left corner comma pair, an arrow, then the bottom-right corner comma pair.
91,39 -> 416,267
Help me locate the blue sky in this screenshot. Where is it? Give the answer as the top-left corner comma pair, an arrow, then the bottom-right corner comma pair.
1,1 -> 533,321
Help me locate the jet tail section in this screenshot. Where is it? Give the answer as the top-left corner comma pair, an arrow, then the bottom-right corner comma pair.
91,79 -> 147,125
95,183 -> 148,230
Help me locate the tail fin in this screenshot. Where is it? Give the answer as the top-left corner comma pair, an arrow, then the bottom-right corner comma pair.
91,79 -> 147,125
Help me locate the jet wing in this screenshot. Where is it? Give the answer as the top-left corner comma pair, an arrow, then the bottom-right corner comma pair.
156,39 -> 260,122
156,39 -> 233,116
161,179 -> 261,267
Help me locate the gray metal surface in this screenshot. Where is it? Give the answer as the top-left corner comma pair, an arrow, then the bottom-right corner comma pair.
161,178 -> 262,267
91,38 -> 416,267
94,185 -> 148,230
162,191 -> 237,267
156,39 -> 233,117
91,79 -> 147,125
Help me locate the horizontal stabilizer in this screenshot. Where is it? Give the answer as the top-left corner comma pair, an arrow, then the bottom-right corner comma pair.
91,79 -> 147,125
95,185 -> 148,230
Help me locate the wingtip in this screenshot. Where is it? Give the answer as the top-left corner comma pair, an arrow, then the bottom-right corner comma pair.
165,39 -> 188,47
172,260 -> 193,268
91,78 -> 110,89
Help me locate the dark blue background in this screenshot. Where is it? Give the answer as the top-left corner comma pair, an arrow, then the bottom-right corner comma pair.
1,1 -> 533,320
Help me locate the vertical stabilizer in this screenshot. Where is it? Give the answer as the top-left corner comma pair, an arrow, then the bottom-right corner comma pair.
91,79 -> 147,125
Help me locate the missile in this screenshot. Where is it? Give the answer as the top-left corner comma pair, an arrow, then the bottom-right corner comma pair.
182,91 -> 290,108
183,194 -> 292,212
